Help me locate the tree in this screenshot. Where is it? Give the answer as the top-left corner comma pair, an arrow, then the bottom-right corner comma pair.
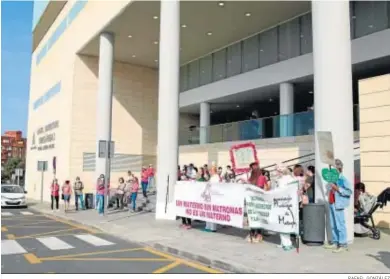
2,157 -> 23,181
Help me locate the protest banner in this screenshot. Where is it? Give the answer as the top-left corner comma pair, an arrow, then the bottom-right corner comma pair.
174,181 -> 245,228
245,181 -> 299,234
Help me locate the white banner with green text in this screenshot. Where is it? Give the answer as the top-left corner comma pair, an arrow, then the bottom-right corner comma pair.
245,181 -> 300,234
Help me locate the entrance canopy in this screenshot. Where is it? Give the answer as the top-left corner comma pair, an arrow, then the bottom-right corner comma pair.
79,1 -> 310,68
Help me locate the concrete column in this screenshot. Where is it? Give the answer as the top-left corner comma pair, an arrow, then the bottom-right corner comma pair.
199,102 -> 210,144
95,32 -> 114,180
312,1 -> 354,243
279,82 -> 294,137
155,0 -> 180,220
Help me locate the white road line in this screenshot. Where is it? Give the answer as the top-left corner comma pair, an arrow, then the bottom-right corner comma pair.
1,240 -> 27,255
20,211 -> 34,215
1,212 -> 13,216
36,237 -> 74,250
74,234 -> 114,247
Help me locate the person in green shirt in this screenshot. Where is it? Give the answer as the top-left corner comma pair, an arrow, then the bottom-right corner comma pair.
197,167 -> 208,181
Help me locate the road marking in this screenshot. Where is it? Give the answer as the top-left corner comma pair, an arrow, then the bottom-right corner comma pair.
2,215 -> 44,220
36,236 -> 74,250
15,228 -> 77,239
42,257 -> 171,262
40,247 -> 144,260
7,225 -> 68,229
1,240 -> 27,255
44,214 -> 99,234
74,234 -> 114,247
143,246 -> 177,261
1,226 -> 8,232
6,220 -> 61,226
143,246 -> 222,274
1,212 -> 13,216
24,253 -> 42,264
153,261 -> 182,273
20,211 -> 34,215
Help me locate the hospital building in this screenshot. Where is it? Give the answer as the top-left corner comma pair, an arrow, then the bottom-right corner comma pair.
26,0 -> 390,239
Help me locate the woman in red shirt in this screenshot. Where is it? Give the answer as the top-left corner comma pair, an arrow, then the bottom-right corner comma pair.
50,179 -> 60,211
141,167 -> 149,199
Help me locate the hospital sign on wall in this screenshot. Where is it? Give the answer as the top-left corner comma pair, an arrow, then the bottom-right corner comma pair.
30,120 -> 59,151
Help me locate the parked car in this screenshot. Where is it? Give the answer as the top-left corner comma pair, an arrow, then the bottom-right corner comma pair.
1,184 -> 27,208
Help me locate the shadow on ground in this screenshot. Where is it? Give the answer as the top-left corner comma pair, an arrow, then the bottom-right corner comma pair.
367,251 -> 390,270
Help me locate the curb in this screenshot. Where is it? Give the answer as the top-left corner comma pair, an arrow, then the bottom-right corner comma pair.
30,203 -> 253,273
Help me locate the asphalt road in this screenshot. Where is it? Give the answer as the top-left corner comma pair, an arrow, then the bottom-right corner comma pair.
1,208 -> 222,274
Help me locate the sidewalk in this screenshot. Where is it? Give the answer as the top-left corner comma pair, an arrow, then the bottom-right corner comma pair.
29,200 -> 390,273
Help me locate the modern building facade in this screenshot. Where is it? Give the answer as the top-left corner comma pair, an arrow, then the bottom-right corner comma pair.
26,1 -> 390,241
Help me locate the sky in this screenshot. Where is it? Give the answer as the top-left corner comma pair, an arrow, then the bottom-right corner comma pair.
1,1 -> 33,136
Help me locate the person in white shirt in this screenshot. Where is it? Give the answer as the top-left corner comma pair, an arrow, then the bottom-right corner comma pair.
126,170 -> 133,183
187,164 -> 197,180
275,164 -> 298,251
203,166 -> 220,233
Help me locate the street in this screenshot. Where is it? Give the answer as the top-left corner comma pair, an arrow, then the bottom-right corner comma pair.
1,208 -> 222,274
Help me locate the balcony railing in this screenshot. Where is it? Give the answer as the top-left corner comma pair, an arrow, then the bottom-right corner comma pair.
179,104 -> 359,145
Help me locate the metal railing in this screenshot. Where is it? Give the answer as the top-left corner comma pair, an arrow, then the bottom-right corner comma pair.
262,139 -> 360,174
179,104 -> 359,145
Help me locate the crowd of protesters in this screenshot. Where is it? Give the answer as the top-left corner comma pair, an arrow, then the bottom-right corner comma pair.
177,160 -> 354,253
49,165 -> 155,216
48,158 -> 354,253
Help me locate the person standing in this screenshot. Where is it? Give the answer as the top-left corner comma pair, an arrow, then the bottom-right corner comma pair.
187,163 -> 197,180
147,164 -> 155,192
62,180 -> 72,212
50,179 -> 60,212
246,167 -> 266,243
275,165 -> 297,251
324,159 -> 352,253
224,165 -> 236,183
73,177 -> 84,211
141,167 -> 149,199
304,166 -> 315,203
115,177 -> 126,210
203,166 -> 220,233
96,174 -> 105,216
129,176 -> 140,212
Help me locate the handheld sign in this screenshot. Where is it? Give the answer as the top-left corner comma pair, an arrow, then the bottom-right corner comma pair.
229,142 -> 258,174
316,131 -> 335,166
321,168 -> 340,183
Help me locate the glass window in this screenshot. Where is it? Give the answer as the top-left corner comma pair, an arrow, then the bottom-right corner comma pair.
350,2 -> 355,39
278,18 -> 300,61
300,14 -> 312,55
180,65 -> 188,92
48,19 -> 67,50
199,55 -> 213,86
259,27 -> 278,67
242,35 -> 259,72
213,48 -> 227,81
68,0 -> 87,25
36,45 -> 47,65
354,1 -> 389,38
226,42 -> 242,77
187,60 -> 199,89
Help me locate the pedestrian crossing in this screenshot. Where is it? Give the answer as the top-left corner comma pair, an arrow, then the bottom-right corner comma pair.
1,234 -> 116,256
1,211 -> 35,217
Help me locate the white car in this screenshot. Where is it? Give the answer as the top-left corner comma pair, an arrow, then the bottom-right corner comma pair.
1,184 -> 28,208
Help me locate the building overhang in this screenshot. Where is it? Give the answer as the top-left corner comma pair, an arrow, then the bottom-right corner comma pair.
32,1 -> 67,53
78,1 -> 310,68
